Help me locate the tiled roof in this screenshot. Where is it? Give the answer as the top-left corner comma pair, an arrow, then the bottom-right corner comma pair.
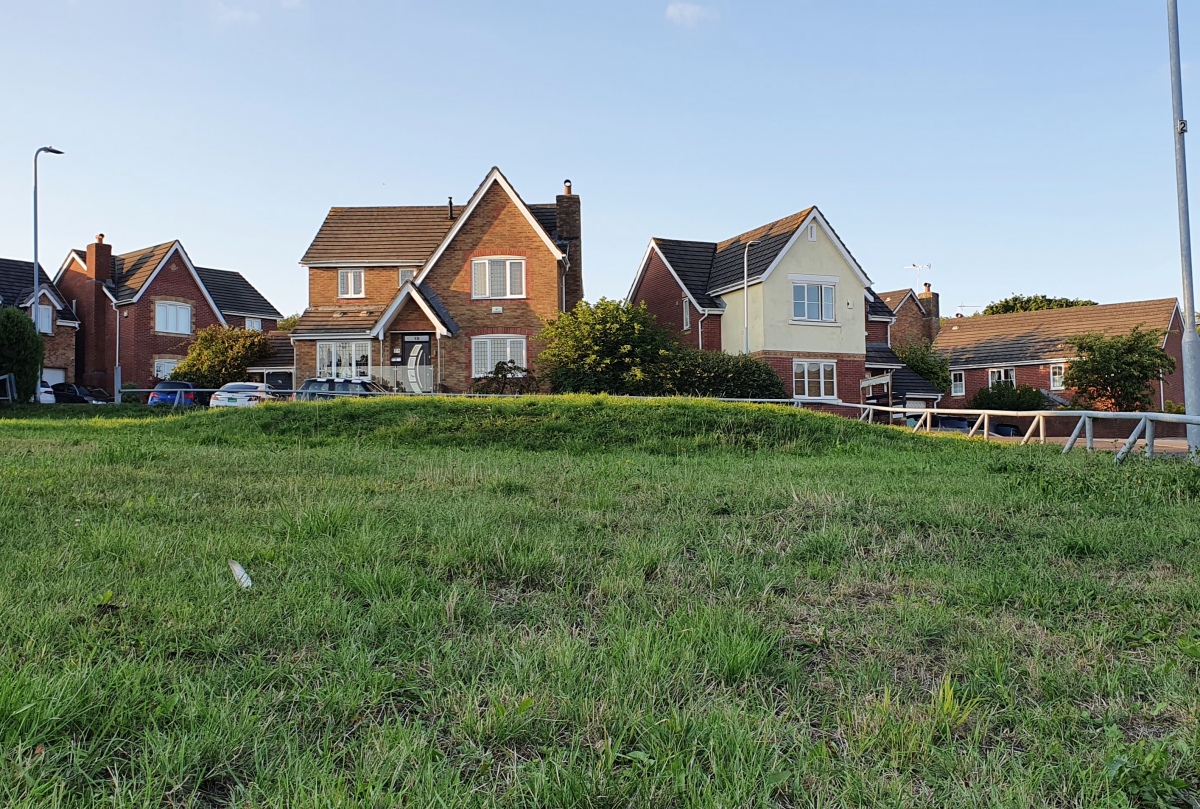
301,199 -> 560,267
865,343 -> 903,368
109,241 -> 176,301
653,238 -> 720,309
892,367 -> 943,400
865,288 -> 895,320
707,209 -> 815,292
933,299 -> 1180,367
0,257 -> 57,309
290,305 -> 384,337
248,331 -> 296,370
195,266 -> 283,319
416,282 -> 459,336
877,289 -> 923,314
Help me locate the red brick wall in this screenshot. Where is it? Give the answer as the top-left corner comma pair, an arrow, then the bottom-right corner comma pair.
630,248 -> 693,341
1160,308 -> 1186,409
308,267 -> 403,309
866,320 -> 889,343
56,248 -> 110,390
754,351 -> 866,406
890,297 -> 937,347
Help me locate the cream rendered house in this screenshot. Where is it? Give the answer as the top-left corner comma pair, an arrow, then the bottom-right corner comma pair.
627,208 -> 940,412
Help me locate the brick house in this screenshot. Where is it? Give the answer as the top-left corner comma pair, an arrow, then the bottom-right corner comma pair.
0,257 -> 80,387
933,299 -> 1186,410
54,236 -> 282,392
291,167 -> 583,392
626,208 -> 940,413
877,285 -> 941,346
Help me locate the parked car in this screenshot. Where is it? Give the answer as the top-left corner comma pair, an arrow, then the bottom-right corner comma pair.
292,377 -> 386,402
147,380 -> 198,407
87,388 -> 113,404
51,383 -> 105,404
36,380 -> 55,404
210,382 -> 277,408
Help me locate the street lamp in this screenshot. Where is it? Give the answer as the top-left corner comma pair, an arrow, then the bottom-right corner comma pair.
32,146 -> 64,333
742,240 -> 761,355
1167,0 -> 1200,456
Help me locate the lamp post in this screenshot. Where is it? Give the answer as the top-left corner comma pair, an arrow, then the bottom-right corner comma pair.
742,240 -> 761,355
1167,0 -> 1200,455
32,146 -> 64,331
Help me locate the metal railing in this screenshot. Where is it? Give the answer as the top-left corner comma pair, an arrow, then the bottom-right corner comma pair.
856,402 -> 1200,461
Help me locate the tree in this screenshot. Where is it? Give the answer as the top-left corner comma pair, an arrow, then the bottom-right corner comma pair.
892,340 -> 951,392
471,361 -> 542,394
1063,327 -> 1176,412
983,294 -> 1097,315
0,308 -> 44,402
537,299 -> 679,394
970,383 -> 1046,411
169,326 -> 273,390
277,314 -> 300,333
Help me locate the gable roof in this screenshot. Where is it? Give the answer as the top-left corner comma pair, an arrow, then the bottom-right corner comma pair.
707,208 -> 816,292
865,289 -> 896,320
194,266 -> 283,319
300,168 -> 563,270
109,241 -> 177,301
876,288 -> 924,315
652,238 -> 720,309
933,298 -> 1181,367
0,257 -> 68,311
370,280 -> 459,338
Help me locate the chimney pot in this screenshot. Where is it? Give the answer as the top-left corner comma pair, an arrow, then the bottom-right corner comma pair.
924,282 -> 931,293
447,196 -> 454,220
96,233 -> 105,244
564,179 -> 572,196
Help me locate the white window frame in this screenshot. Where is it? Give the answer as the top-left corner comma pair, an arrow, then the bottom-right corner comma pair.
338,269 -> 365,299
245,317 -> 262,332
1050,363 -> 1066,391
471,257 -> 526,300
792,359 -> 838,400
399,268 -> 417,286
988,367 -> 1016,387
951,370 -> 965,397
807,223 -> 818,241
682,297 -> 691,331
36,304 -> 53,334
791,283 -> 837,323
472,334 -> 528,377
154,359 -> 180,379
316,341 -> 372,379
155,301 -> 192,335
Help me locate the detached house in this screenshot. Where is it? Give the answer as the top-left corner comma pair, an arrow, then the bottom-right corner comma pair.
934,299 -> 1186,409
0,257 -> 80,386
626,208 -> 940,412
55,236 -> 282,392
292,167 -> 583,392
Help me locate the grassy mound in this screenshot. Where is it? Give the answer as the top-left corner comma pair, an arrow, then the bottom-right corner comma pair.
1,398 -> 1198,807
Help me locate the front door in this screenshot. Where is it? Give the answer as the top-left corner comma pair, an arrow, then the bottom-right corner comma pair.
400,334 -> 434,393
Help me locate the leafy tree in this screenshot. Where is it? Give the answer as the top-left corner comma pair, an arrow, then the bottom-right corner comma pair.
0,308 -> 44,403
892,340 -> 951,392
277,314 -> 300,333
1063,327 -> 1175,412
169,326 -> 273,390
472,361 -> 542,395
666,350 -> 785,399
970,382 -> 1046,411
983,294 -> 1097,315
537,299 -> 679,395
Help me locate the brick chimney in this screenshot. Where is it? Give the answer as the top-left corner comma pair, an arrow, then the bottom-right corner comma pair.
556,180 -> 583,310
917,282 -> 940,341
81,234 -> 114,389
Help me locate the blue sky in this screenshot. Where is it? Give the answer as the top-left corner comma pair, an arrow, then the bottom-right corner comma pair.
2,1 -> 1199,318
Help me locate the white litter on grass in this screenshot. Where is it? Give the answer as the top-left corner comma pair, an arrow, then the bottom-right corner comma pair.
228,559 -> 253,589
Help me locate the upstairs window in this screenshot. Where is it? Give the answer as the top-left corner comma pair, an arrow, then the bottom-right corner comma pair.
1050,363 -> 1066,391
338,269 -> 364,298
792,283 -> 836,322
36,305 -> 52,334
399,268 -> 417,285
951,371 -> 965,397
245,318 -> 262,331
682,298 -> 691,331
472,258 -> 525,299
155,302 -> 192,335
988,367 -> 1016,387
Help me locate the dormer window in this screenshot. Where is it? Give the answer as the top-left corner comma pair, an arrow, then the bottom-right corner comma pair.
472,258 -> 525,299
338,269 -> 364,298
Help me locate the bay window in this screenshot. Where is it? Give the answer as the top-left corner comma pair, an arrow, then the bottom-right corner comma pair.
793,360 -> 838,399
472,258 -> 525,299
317,341 -> 372,378
472,335 -> 527,377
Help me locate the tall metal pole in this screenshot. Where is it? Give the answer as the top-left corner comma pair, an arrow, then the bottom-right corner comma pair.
742,240 -> 760,355
1167,0 -> 1200,454
31,147 -> 63,331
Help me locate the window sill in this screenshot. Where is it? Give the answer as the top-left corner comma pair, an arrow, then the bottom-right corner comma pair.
472,296 -> 528,301
337,295 -> 366,300
794,397 -> 844,404
153,330 -> 192,337
788,320 -> 840,327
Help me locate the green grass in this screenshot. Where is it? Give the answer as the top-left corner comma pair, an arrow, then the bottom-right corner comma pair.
1,395 -> 1199,808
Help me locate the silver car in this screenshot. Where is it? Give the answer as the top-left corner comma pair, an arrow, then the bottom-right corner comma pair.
209,382 -> 277,408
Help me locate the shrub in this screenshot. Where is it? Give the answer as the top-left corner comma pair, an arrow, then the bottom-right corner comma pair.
170,326 -> 273,389
1064,328 -> 1176,412
665,350 -> 785,399
983,294 -> 1097,315
970,383 -> 1045,411
472,361 -> 542,395
537,299 -> 679,395
892,340 -> 951,392
276,314 -> 300,333
0,307 -> 45,403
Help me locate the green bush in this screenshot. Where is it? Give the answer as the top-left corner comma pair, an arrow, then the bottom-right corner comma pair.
666,350 -> 785,399
0,307 -> 45,403
471,361 -> 542,395
983,294 -> 1097,315
892,340 -> 951,392
170,325 -> 273,389
970,383 -> 1046,411
1064,328 -> 1176,412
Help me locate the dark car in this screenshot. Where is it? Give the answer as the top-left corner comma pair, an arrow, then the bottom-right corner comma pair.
292,377 -> 386,402
147,380 -> 198,407
51,383 -> 104,404
86,388 -> 113,404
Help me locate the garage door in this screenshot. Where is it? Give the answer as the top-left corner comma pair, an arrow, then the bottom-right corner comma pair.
43,368 -> 66,386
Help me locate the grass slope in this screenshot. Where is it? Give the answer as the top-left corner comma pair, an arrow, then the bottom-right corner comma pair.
1,396 -> 1199,808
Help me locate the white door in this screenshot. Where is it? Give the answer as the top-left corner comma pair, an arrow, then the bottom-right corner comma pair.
43,368 -> 66,386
